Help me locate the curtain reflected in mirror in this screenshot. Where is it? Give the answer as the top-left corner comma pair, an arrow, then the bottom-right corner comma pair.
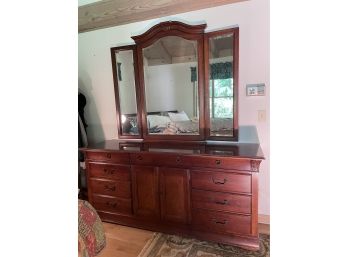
115,49 -> 139,135
142,36 -> 200,135
208,33 -> 234,136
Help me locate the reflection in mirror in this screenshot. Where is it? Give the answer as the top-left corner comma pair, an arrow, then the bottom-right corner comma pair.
115,49 -> 139,135
142,36 -> 199,135
209,33 -> 234,136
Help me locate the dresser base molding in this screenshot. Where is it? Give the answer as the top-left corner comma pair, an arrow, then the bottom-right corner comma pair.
98,210 -> 260,251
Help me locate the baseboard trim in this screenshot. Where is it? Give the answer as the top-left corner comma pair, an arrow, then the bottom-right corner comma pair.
258,214 -> 270,224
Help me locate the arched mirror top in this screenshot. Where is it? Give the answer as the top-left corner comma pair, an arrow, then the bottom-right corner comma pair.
131,21 -> 207,47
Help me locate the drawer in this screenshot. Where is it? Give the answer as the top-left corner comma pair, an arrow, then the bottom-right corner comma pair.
130,153 -> 183,167
89,179 -> 131,198
85,151 -> 130,164
192,209 -> 251,235
91,194 -> 132,215
192,189 -> 251,214
191,170 -> 251,194
89,163 -> 130,181
181,155 -> 252,171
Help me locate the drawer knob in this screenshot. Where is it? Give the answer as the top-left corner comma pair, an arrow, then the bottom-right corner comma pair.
103,168 -> 115,175
215,159 -> 221,165
212,178 -> 227,185
106,153 -> 111,158
215,199 -> 228,205
106,202 -> 117,208
136,155 -> 143,161
104,185 -> 116,191
213,219 -> 227,225
176,156 -> 181,163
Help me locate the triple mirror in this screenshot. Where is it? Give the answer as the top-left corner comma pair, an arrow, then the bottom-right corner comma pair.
111,21 -> 238,141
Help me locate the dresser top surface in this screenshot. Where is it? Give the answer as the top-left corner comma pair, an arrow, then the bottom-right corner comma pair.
81,140 -> 264,159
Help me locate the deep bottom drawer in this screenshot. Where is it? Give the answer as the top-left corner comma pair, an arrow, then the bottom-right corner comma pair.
91,194 -> 132,215
192,209 -> 251,236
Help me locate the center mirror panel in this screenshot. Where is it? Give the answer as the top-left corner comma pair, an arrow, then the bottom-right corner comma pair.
142,36 -> 200,136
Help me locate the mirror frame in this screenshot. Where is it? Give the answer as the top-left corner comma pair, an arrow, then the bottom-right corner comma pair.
204,28 -> 239,141
110,21 -> 240,142
132,21 -> 207,141
110,45 -> 143,139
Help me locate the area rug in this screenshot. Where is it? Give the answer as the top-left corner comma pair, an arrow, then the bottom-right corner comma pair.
138,233 -> 270,257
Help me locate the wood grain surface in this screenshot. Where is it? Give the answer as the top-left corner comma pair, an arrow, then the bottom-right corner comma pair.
79,0 -> 247,33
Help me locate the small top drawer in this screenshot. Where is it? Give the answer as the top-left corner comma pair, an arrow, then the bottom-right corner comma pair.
181,155 -> 252,171
130,153 -> 183,167
88,163 -> 130,181
85,151 -> 129,164
191,170 -> 251,194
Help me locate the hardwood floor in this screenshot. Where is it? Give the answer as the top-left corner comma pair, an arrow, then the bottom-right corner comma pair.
98,222 -> 270,257
98,223 -> 155,257
258,223 -> 270,235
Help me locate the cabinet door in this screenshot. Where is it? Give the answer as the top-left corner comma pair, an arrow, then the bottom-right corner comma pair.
131,165 -> 160,219
159,167 -> 190,224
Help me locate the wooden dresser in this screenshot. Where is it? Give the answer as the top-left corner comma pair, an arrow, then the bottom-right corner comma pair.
81,140 -> 263,250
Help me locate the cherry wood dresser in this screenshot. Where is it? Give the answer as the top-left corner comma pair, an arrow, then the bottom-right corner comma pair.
80,140 -> 264,250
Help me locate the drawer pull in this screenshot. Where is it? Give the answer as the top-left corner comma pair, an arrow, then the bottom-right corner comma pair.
103,168 -> 115,175
176,156 -> 181,163
106,153 -> 111,158
106,202 -> 117,208
136,155 -> 143,161
215,199 -> 228,205
212,178 -> 227,185
213,219 -> 228,225
215,159 -> 221,165
104,185 -> 116,191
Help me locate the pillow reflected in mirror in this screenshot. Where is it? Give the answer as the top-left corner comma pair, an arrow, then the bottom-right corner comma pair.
147,115 -> 171,128
168,111 -> 190,122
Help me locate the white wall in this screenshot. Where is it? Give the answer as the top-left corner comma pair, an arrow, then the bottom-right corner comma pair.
78,0 -> 270,215
145,62 -> 196,117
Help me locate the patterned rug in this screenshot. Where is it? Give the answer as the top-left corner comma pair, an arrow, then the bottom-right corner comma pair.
138,233 -> 270,257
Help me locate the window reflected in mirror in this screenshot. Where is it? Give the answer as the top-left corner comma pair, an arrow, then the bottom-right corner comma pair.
208,33 -> 234,136
115,49 -> 139,135
142,36 -> 199,135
